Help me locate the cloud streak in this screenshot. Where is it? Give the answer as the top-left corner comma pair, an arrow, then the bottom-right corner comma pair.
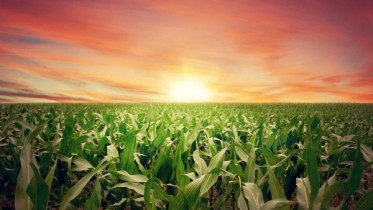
0,90 -> 93,103
0,1 -> 133,53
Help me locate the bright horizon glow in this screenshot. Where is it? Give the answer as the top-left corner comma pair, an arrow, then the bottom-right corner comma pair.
168,79 -> 211,102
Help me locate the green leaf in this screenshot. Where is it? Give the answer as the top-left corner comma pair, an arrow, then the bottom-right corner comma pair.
267,133 -> 276,149
151,145 -> 172,181
169,175 -> 205,210
26,162 -> 49,210
296,177 -> 311,210
98,137 -> 108,152
185,124 -> 201,149
345,140 -> 362,198
144,178 -> 169,210
235,144 -> 248,162
228,161 -> 244,178
193,148 -> 207,176
45,158 -> 57,190
205,148 -> 227,174
266,163 -> 285,199
314,173 -> 338,209
256,123 -> 264,147
59,161 -> 111,210
356,190 -> 373,210
260,147 -> 276,165
113,182 -> 145,195
111,170 -> 148,183
278,130 -> 288,146
320,181 -> 344,208
107,144 -> 119,158
310,116 -> 320,131
199,169 -> 221,196
60,122 -> 74,157
120,132 -> 138,173
15,139 -> 33,210
144,179 -> 157,210
176,133 -> 189,187
171,148 -> 227,209
15,124 -> 44,210
233,124 -> 240,142
238,189 -> 249,210
25,123 -> 46,143
72,156 -> 93,171
243,144 -> 256,182
109,198 -> 128,208
242,183 -> 264,210
271,149 -> 300,169
176,152 -> 189,187
119,122 -> 127,134
182,175 -> 205,208
305,134 -> 320,203
260,199 -> 293,210
153,122 -> 167,147
84,180 -> 101,210
361,144 -> 373,162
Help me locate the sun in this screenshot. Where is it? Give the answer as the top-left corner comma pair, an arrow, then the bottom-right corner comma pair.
168,79 -> 211,102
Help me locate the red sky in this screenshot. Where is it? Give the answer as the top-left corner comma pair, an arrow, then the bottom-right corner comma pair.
1,0 -> 373,103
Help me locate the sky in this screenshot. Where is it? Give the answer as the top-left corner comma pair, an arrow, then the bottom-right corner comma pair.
1,0 -> 373,103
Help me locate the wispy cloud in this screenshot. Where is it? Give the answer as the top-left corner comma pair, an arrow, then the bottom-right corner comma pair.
0,1 -> 132,53
0,90 -> 93,103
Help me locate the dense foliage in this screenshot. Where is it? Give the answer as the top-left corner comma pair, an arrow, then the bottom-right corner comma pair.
0,103 -> 372,210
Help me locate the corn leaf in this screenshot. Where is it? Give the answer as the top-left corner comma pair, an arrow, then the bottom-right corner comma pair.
238,189 -> 249,210
120,132 -> 138,173
26,162 -> 49,210
193,149 -> 207,177
72,156 -> 93,171
345,139 -> 362,198
45,158 -> 57,190
305,134 -> 320,203
266,161 -> 286,199
84,180 -> 101,210
113,182 -> 145,195
59,161 -> 111,210
242,182 -> 264,210
15,124 -> 44,210
296,177 -> 311,210
111,170 -> 148,182
260,199 -> 293,210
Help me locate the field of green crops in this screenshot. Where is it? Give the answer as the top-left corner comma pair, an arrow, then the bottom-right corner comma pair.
0,103 -> 372,210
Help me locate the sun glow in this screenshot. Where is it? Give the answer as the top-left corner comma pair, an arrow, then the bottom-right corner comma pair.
168,79 -> 211,102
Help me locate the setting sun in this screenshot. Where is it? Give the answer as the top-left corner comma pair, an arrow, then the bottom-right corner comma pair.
168,79 -> 211,102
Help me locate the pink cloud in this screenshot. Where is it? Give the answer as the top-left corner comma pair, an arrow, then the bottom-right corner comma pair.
0,1 -> 132,53
0,90 -> 93,103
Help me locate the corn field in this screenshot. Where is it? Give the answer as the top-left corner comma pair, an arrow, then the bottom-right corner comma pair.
0,103 -> 372,210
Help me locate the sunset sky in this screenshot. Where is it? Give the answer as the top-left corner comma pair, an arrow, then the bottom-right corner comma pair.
1,0 -> 373,103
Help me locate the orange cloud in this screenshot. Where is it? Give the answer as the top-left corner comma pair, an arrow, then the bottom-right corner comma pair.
0,1 -> 132,54
0,90 -> 93,103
